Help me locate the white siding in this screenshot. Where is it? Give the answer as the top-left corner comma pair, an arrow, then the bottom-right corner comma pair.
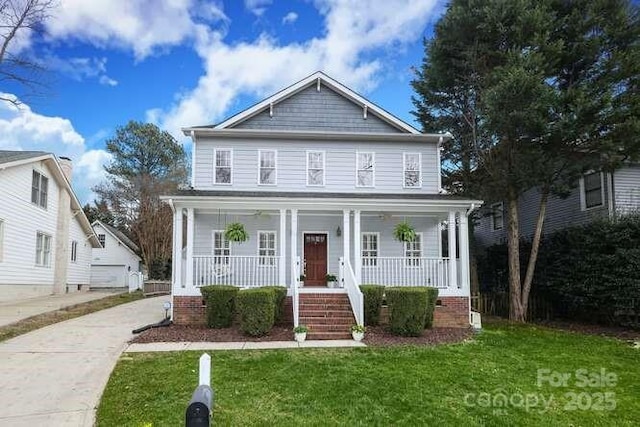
67,214 -> 92,285
614,165 -> 640,214
91,223 -> 141,272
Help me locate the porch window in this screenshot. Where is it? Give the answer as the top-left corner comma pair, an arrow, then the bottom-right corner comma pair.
212,231 -> 230,263
307,151 -> 325,186
581,171 -> 604,210
361,232 -> 379,266
214,149 -> 232,184
259,150 -> 277,185
71,240 -> 78,262
31,170 -> 48,208
35,232 -> 52,267
258,231 -> 276,265
491,202 -> 504,231
403,153 -> 421,188
356,152 -> 375,187
404,233 -> 423,266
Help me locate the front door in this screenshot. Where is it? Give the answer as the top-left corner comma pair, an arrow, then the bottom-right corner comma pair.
304,233 -> 328,286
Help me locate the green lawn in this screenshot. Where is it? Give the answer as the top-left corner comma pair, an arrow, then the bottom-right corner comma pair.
97,323 -> 640,426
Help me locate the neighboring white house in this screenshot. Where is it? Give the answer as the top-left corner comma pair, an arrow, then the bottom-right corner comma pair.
90,220 -> 142,289
0,151 -> 101,302
162,72 -> 482,335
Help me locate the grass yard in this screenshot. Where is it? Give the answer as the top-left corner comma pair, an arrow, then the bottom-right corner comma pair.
97,322 -> 640,426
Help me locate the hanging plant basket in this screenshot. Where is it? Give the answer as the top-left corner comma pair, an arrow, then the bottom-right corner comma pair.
225,222 -> 249,243
393,221 -> 417,242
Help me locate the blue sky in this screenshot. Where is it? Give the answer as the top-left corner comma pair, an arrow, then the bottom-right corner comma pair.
0,0 -> 445,203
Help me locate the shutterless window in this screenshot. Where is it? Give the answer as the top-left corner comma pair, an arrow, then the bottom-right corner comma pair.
213,231 -> 230,263
259,150 -> 277,185
356,152 -> 375,187
307,151 -> 325,186
403,153 -> 421,188
404,233 -> 422,266
491,203 -> 504,231
71,240 -> 78,262
31,170 -> 48,208
258,231 -> 276,265
583,172 -> 604,209
361,232 -> 379,267
35,232 -> 52,267
214,149 -> 232,184
98,234 -> 106,248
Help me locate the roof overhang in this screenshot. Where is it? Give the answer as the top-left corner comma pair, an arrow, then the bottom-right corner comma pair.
91,220 -> 141,259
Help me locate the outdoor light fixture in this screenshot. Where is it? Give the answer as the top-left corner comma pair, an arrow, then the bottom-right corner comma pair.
336,226 -> 342,237
163,301 -> 172,319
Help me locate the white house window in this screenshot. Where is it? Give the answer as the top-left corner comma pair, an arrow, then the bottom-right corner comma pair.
356,152 -> 375,187
213,231 -> 230,263
35,232 -> 52,267
214,149 -> 232,184
581,171 -> 604,210
0,219 -> 4,262
361,232 -> 379,267
31,170 -> 48,208
259,150 -> 277,185
98,234 -> 106,248
404,233 -> 423,266
71,240 -> 78,262
491,202 -> 504,231
307,151 -> 325,186
403,153 -> 421,188
258,231 -> 276,265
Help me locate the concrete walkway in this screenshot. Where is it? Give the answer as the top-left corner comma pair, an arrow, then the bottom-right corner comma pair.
0,296 -> 166,427
0,291 -> 124,327
126,339 -> 366,353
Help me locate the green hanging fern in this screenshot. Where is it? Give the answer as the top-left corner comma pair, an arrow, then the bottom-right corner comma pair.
225,222 -> 249,243
393,221 -> 416,242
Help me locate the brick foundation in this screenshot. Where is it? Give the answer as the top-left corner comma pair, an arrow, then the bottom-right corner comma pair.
173,295 -> 294,326
380,296 -> 470,328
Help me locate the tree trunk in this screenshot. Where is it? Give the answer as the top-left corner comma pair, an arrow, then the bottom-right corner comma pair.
521,187 -> 550,315
506,195 -> 525,321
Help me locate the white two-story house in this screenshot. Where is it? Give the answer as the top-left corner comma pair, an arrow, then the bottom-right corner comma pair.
0,151 -> 101,302
163,72 -> 482,336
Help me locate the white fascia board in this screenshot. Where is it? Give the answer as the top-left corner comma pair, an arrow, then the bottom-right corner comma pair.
92,221 -> 141,259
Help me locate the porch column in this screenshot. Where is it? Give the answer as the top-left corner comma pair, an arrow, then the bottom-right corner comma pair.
342,209 -> 351,267
448,211 -> 458,289
279,209 -> 287,286
353,209 -> 361,282
174,208 -> 184,288
290,208 -> 298,287
185,208 -> 194,289
458,211 -> 470,292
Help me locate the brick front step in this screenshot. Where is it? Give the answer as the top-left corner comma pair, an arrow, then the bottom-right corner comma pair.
299,303 -> 352,311
299,310 -> 354,318
307,332 -> 353,340
306,324 -> 353,333
300,317 -> 353,326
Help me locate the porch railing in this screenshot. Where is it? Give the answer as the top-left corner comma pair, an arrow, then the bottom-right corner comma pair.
340,257 -> 364,326
360,257 -> 450,288
193,255 -> 280,288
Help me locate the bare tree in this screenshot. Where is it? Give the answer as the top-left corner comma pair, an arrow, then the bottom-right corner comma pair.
0,0 -> 56,105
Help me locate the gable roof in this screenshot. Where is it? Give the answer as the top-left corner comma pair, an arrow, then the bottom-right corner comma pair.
183,71 -> 421,134
92,220 -> 141,259
0,150 -> 101,248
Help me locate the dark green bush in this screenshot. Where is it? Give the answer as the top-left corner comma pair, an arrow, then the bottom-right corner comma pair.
262,286 -> 287,323
424,288 -> 439,329
200,285 -> 239,328
237,288 -> 275,336
360,284 -> 385,326
386,287 -> 428,336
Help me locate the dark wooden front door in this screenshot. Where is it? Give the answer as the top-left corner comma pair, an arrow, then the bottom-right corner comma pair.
304,233 -> 328,286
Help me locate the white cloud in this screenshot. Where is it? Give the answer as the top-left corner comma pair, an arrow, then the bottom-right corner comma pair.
245,0 -> 272,17
75,149 -> 113,202
43,54 -> 118,86
282,12 -> 298,25
99,75 -> 118,87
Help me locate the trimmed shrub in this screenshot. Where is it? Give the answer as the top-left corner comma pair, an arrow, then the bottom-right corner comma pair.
386,287 -> 428,336
424,288 -> 439,329
237,288 -> 275,336
262,286 -> 287,323
360,284 -> 385,326
200,285 -> 239,328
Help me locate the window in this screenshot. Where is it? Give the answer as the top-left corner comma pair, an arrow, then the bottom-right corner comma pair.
31,170 -> 48,208
356,152 -> 375,187
98,234 -> 106,248
35,232 -> 52,267
258,231 -> 276,265
307,151 -> 325,186
581,171 -> 604,210
259,150 -> 277,185
214,149 -> 232,184
71,240 -> 78,262
212,231 -> 230,263
0,219 -> 4,262
491,202 -> 504,231
404,233 -> 422,266
403,153 -> 421,188
361,232 -> 379,267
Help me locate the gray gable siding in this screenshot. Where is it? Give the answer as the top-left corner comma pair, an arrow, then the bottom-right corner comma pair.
613,164 -> 640,214
232,83 -> 404,133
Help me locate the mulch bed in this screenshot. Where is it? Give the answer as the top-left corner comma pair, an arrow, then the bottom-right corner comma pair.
363,325 -> 473,347
534,319 -> 640,341
132,324 -> 294,343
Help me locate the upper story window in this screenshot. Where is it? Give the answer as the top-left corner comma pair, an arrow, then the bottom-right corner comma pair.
259,150 -> 277,185
258,231 -> 276,265
31,170 -> 48,209
403,153 -> 421,188
35,232 -> 52,267
214,149 -> 232,184
404,233 -> 423,266
491,202 -> 504,231
361,232 -> 379,267
71,240 -> 78,262
581,171 -> 604,210
356,152 -> 375,187
307,151 -> 325,186
213,230 -> 230,263
0,219 -> 4,262
98,234 -> 106,248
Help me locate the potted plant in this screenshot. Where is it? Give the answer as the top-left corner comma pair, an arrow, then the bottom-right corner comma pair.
393,221 -> 416,242
294,325 -> 308,342
298,274 -> 306,287
325,273 -> 337,288
351,324 -> 366,341
224,222 -> 249,243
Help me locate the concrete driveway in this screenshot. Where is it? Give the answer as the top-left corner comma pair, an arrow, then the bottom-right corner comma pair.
0,296 -> 167,426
